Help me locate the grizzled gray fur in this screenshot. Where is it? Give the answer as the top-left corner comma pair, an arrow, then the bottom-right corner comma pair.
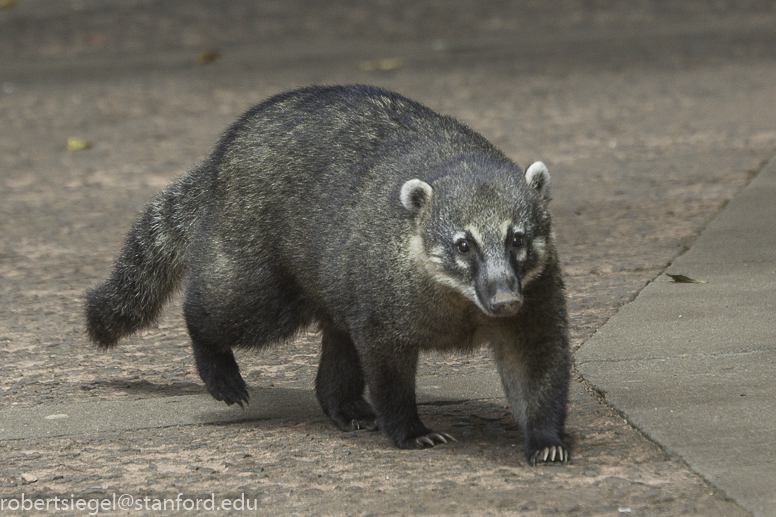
85,85 -> 570,465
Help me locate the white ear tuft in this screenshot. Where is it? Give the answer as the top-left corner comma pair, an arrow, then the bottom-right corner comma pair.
400,179 -> 433,213
525,161 -> 551,198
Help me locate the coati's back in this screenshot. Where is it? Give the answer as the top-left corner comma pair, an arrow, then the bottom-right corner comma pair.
208,85 -> 505,209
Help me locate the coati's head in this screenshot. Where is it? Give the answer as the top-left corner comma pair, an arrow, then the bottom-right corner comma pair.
401,158 -> 553,318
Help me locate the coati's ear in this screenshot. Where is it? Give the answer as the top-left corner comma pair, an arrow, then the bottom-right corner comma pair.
400,179 -> 433,214
525,161 -> 551,199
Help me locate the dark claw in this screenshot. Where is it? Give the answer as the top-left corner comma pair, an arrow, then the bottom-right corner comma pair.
209,375 -> 249,408
218,389 -> 249,408
223,395 -> 249,408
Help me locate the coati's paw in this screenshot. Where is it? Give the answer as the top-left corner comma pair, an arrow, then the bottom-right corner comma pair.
529,445 -> 569,466
205,369 -> 250,408
412,432 -> 456,449
210,378 -> 250,408
197,349 -> 250,408
346,418 -> 378,431
328,399 -> 378,431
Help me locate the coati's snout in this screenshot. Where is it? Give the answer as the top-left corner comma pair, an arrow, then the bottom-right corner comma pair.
465,237 -> 525,318
477,276 -> 523,317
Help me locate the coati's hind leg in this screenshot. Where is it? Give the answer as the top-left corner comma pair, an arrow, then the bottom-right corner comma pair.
184,291 -> 250,407
183,258 -> 310,408
315,325 -> 376,431
191,336 -> 249,407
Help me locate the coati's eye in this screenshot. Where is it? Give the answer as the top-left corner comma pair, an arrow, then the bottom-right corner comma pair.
456,239 -> 471,254
511,232 -> 525,248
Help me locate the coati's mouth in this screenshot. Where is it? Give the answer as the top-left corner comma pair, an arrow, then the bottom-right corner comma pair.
476,285 -> 523,318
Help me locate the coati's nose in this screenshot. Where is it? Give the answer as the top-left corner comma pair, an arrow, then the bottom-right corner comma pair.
488,288 -> 522,317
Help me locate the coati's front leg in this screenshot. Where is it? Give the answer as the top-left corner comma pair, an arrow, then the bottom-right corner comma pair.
360,342 -> 454,448
492,330 -> 570,465
315,325 -> 377,431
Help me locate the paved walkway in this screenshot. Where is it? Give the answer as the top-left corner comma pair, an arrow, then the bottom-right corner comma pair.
0,372 -> 502,441
577,156 -> 776,517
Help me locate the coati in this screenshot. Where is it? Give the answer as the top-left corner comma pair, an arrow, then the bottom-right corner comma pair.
85,85 -> 571,465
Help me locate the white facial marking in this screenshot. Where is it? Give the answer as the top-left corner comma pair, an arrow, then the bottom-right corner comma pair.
500,221 -> 512,241
532,236 -> 547,260
463,225 -> 483,247
408,233 -> 483,311
408,234 -> 426,262
428,245 -> 446,264
522,235 -> 549,286
428,270 -> 487,313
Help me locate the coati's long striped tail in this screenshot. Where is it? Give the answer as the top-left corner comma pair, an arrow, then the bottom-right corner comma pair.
85,170 -> 203,348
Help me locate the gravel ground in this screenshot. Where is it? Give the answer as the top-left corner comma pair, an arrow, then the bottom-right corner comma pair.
2,1 -> 775,515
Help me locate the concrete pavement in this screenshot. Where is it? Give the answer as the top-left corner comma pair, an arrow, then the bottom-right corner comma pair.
577,156 -> 776,517
0,371 -> 502,441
